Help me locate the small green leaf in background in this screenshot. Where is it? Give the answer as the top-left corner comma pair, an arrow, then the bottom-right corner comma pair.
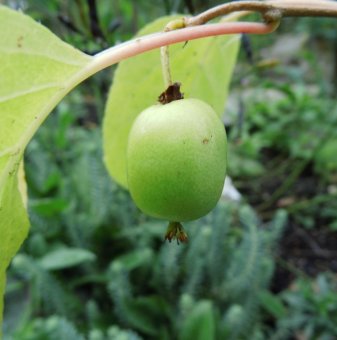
110,248 -> 153,271
0,5 -> 92,330
103,15 -> 240,188
179,300 -> 215,340
30,198 -> 69,217
315,140 -> 337,174
0,173 -> 29,336
38,248 -> 96,271
258,290 -> 287,319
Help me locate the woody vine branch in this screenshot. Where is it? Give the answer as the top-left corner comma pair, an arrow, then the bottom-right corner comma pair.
160,0 -> 337,87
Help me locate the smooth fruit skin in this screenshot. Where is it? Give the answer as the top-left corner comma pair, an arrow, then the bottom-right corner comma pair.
127,98 -> 227,222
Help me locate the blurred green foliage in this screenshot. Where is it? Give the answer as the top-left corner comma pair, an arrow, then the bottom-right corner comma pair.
273,273 -> 337,339
227,85 -> 337,178
226,22 -> 337,232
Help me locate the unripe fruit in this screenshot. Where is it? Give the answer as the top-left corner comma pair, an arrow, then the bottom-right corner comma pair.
127,98 -> 227,222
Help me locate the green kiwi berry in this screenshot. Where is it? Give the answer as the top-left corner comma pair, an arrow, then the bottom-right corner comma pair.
127,98 -> 227,222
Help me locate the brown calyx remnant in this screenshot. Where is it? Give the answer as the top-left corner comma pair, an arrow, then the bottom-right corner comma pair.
158,82 -> 184,105
165,221 -> 188,244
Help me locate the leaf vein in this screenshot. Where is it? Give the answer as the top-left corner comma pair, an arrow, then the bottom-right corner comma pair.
0,48 -> 89,67
0,83 -> 63,104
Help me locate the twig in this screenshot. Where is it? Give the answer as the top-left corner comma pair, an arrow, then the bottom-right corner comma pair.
184,0 -> 195,14
87,0 -> 106,40
161,0 -> 337,87
57,14 -> 84,35
257,159 -> 308,211
187,0 -> 337,26
294,226 -> 335,259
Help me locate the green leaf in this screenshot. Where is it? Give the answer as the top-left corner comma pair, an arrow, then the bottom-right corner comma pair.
103,15 -> 240,188
0,5 -> 92,330
179,300 -> 216,340
228,150 -> 265,178
315,139 -> 337,174
119,296 -> 171,336
110,248 -> 153,271
30,198 -> 69,217
0,173 -> 29,335
39,248 -> 96,271
258,290 -> 287,319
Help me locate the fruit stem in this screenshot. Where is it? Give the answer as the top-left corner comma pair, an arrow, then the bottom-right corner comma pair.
165,222 -> 188,244
160,18 -> 186,88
